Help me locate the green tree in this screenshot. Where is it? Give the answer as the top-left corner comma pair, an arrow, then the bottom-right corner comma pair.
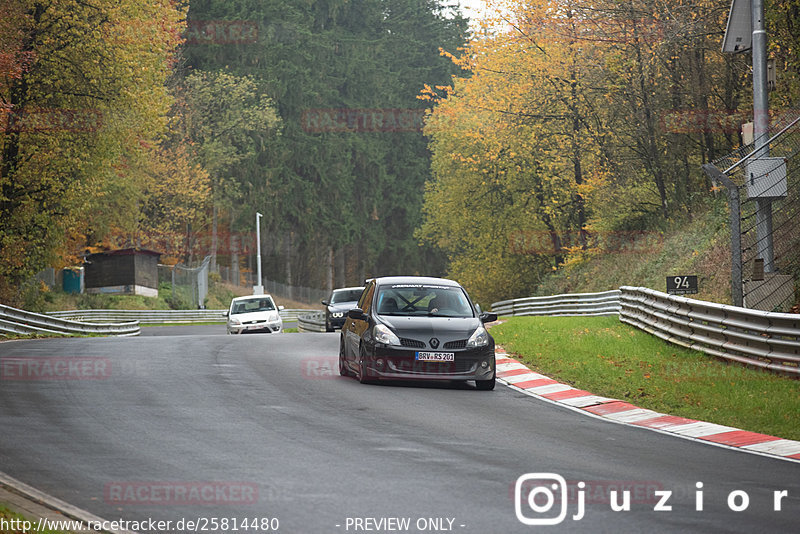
177,70 -> 280,268
183,0 -> 468,288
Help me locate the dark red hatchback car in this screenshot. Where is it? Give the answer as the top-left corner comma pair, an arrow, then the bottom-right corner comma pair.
339,276 -> 497,390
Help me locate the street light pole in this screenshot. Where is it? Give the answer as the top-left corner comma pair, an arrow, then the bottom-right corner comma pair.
751,0 -> 775,272
254,212 -> 264,295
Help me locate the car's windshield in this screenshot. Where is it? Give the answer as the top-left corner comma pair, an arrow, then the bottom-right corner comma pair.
375,284 -> 474,318
231,298 -> 276,314
330,288 -> 363,304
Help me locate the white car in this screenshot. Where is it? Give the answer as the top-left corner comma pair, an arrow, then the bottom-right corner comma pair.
226,295 -> 284,334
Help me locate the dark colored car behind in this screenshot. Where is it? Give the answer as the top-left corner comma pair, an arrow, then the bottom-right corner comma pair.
322,286 -> 365,332
339,276 -> 497,390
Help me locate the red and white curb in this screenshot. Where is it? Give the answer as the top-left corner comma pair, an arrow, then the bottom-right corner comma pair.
495,350 -> 800,463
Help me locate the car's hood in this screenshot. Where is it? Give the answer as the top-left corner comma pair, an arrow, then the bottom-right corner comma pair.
327,301 -> 358,312
229,311 -> 281,322
378,316 -> 480,338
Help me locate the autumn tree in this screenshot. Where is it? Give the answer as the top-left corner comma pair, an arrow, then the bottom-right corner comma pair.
0,0 -> 185,304
420,0 -> 757,303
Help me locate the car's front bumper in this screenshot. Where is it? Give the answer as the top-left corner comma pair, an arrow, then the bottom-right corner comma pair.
362,343 -> 495,381
326,313 -> 347,330
228,321 -> 283,334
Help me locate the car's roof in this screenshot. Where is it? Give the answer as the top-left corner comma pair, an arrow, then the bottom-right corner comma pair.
231,294 -> 275,302
373,276 -> 462,288
332,286 -> 365,292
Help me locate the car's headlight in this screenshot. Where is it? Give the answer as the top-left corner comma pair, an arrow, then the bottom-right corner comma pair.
332,312 -> 344,318
229,318 -> 242,325
373,324 -> 400,346
466,325 -> 489,348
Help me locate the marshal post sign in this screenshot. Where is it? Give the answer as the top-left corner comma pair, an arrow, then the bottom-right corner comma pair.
666,275 -> 698,295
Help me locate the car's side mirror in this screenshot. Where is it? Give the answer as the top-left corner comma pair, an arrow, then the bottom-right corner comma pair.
347,308 -> 368,321
321,300 -> 329,306
479,312 -> 498,323
223,311 -> 229,317
279,305 -> 285,311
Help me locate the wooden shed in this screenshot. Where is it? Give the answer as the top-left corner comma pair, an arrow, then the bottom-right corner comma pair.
84,248 -> 161,297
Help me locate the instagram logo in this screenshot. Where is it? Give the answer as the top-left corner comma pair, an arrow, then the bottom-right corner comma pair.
515,473 -> 584,525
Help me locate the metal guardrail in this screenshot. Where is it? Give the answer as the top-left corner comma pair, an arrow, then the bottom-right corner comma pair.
491,290 -> 621,317
619,286 -> 800,376
297,311 -> 327,332
47,309 -> 226,323
491,287 -> 799,376
46,309 -> 312,324
0,304 -> 140,337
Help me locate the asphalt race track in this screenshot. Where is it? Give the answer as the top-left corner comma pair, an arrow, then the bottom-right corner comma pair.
0,331 -> 798,533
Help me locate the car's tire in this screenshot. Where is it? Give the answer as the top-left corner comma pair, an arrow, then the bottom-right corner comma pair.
357,345 -> 374,384
339,338 -> 352,377
475,376 -> 495,391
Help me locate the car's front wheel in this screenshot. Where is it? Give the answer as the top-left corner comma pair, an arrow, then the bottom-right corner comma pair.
357,345 -> 374,384
339,338 -> 352,377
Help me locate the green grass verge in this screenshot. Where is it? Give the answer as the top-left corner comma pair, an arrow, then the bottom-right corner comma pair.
0,333 -> 69,341
535,201 -> 734,305
492,316 -> 800,441
0,505 -> 69,534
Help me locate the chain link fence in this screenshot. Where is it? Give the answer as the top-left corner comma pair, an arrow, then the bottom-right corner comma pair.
159,255 -> 212,309
262,278 -> 328,305
703,114 -> 800,312
160,260 -> 327,306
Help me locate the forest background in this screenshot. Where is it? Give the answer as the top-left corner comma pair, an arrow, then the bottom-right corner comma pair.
1,0 -> 798,307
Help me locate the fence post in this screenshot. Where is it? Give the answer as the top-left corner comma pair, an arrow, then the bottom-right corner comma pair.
702,163 -> 743,307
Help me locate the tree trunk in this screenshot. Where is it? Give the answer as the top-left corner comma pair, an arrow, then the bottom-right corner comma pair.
285,231 -> 293,300
210,205 -> 218,271
634,36 -> 669,218
335,247 -> 346,287
231,234 -> 240,286
327,246 -> 334,292
569,74 -> 587,249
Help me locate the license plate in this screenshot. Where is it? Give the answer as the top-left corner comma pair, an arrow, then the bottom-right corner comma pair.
415,352 -> 455,362
248,325 -> 262,330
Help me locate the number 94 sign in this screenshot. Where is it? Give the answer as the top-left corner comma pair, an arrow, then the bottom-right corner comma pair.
666,275 -> 698,295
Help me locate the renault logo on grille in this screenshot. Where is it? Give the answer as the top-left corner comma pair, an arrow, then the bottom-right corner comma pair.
429,338 -> 440,349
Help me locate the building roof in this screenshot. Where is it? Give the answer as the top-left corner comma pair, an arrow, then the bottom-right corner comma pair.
85,248 -> 162,259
